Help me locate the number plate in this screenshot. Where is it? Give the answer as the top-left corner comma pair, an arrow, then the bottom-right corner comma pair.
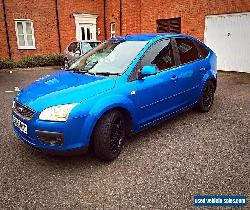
13,115 -> 28,134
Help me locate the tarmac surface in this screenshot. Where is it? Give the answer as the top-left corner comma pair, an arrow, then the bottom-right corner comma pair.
0,69 -> 249,209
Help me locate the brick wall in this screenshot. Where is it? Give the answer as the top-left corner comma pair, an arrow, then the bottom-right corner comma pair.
2,0 -> 60,60
104,0 -> 141,38
58,0 -> 105,51
0,0 -> 249,60
140,0 -> 250,41
0,0 -> 105,60
105,0 -> 121,38
122,0 -> 141,35
0,0 -> 9,59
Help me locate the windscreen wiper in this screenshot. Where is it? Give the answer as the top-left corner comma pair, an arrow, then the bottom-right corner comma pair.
94,72 -> 120,76
66,68 -> 81,72
67,68 -> 92,74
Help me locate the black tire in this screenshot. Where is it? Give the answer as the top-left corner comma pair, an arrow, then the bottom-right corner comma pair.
93,110 -> 126,161
196,80 -> 215,112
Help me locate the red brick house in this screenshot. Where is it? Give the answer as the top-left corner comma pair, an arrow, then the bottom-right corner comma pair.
0,0 -> 250,72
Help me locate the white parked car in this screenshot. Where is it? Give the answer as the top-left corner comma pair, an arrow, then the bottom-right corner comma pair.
63,40 -> 101,68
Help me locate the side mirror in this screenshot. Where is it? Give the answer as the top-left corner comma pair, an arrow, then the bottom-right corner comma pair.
140,65 -> 157,79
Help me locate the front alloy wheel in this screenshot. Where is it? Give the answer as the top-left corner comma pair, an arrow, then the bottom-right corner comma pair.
93,110 -> 126,161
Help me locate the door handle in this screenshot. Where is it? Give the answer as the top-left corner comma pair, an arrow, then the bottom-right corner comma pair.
171,75 -> 178,81
200,67 -> 206,71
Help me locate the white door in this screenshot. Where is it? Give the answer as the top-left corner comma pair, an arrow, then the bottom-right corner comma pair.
79,24 -> 96,41
205,13 -> 250,73
73,14 -> 98,41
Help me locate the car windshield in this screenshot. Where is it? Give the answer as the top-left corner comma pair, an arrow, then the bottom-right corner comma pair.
68,40 -> 148,75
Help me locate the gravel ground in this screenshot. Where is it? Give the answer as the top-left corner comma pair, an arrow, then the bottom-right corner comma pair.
0,69 -> 249,209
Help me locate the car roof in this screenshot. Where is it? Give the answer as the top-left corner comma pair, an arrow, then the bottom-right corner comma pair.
109,33 -> 189,41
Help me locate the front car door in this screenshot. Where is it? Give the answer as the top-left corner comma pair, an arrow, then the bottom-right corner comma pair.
128,39 -> 186,128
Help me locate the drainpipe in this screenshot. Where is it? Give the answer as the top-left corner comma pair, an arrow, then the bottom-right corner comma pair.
120,0 -> 122,36
103,0 -> 107,40
55,0 -> 62,52
140,0 -> 142,33
2,0 -> 11,59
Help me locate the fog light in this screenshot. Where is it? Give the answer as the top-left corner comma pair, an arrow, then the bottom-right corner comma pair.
36,130 -> 64,146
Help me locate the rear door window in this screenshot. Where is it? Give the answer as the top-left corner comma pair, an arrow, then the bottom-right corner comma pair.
68,42 -> 80,53
175,38 -> 199,64
196,42 -> 209,58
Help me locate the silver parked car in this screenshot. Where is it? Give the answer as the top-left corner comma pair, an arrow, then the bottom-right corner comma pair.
63,40 -> 101,68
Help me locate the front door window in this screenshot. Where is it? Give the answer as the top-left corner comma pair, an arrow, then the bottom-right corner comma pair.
141,39 -> 175,71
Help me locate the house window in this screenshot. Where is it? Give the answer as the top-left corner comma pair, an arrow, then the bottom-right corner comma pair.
15,20 -> 35,49
110,23 -> 115,38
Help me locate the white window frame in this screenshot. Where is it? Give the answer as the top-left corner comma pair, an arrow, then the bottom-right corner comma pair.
15,19 -> 36,50
110,22 -> 115,38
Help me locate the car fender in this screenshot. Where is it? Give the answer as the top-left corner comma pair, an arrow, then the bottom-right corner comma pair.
198,71 -> 217,101
78,94 -> 137,146
198,51 -> 217,99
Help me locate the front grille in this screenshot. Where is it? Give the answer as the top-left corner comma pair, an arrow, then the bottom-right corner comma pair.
13,101 -> 35,120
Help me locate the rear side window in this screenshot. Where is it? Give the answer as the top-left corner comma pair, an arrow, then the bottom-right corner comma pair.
141,39 -> 175,71
68,42 -> 80,53
196,42 -> 209,58
175,38 -> 199,64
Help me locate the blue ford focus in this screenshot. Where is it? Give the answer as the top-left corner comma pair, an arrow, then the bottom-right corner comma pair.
12,33 -> 217,161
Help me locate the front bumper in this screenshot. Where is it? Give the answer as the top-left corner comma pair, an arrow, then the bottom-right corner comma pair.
12,111 -> 90,152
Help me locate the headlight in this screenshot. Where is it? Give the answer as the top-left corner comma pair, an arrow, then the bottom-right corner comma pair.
39,103 -> 78,122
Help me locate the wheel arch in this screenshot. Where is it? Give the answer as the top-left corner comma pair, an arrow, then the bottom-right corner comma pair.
209,76 -> 217,90
96,106 -> 132,135
88,106 -> 133,148
196,72 -> 217,105
80,95 -> 137,147
202,71 -> 217,91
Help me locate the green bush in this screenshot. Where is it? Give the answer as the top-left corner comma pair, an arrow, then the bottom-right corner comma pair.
16,54 -> 64,68
0,53 -> 64,69
0,58 -> 16,69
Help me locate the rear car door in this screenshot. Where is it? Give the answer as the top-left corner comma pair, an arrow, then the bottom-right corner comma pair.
173,37 -> 207,104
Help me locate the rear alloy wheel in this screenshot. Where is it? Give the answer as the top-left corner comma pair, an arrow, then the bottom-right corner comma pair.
93,110 -> 126,161
196,80 -> 215,112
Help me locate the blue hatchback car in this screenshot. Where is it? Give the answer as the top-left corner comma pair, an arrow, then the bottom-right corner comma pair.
12,33 -> 217,161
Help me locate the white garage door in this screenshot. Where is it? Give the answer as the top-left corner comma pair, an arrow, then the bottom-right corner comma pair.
204,12 -> 250,73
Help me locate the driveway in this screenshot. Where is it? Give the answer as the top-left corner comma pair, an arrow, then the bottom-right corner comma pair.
0,69 -> 249,209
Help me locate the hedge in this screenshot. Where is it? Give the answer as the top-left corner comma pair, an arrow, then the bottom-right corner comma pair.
0,58 -> 15,69
0,53 -> 64,70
